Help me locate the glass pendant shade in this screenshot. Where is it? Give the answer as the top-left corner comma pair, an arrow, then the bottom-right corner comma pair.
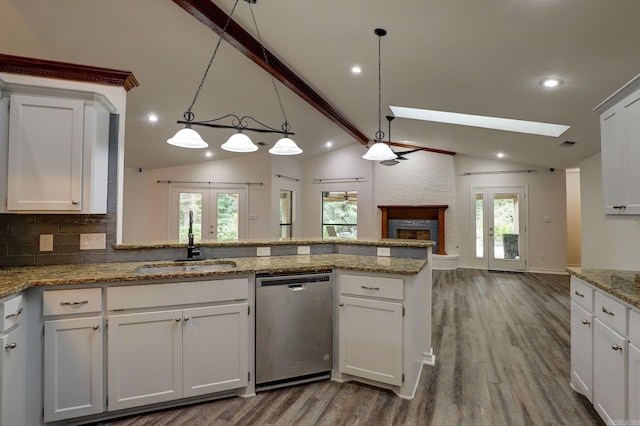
269,137 -> 303,155
221,131 -> 259,152
167,127 -> 208,149
362,142 -> 397,161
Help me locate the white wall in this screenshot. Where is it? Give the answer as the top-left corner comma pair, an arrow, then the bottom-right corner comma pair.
122,152 -> 274,242
580,153 -> 640,269
122,167 -> 148,242
375,150 -> 458,252
455,155 -> 568,273
566,169 -> 582,267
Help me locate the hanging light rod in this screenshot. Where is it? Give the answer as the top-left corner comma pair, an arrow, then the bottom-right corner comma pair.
363,28 -> 397,162
168,0 -> 302,155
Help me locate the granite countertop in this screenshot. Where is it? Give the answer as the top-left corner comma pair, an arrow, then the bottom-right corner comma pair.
114,238 -> 435,250
567,267 -> 640,308
0,254 -> 427,299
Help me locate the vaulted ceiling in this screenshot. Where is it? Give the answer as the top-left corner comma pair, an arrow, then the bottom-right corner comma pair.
2,0 -> 640,170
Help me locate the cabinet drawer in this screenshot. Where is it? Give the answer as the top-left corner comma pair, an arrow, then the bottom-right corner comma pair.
107,278 -> 249,311
630,309 -> 640,346
595,291 -> 628,335
340,274 -> 403,300
0,294 -> 24,332
571,277 -> 594,311
43,288 -> 102,316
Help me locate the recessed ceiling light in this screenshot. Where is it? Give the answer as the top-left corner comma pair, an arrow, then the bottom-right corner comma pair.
351,66 -> 362,74
390,106 -> 570,137
497,152 -> 506,158
325,141 -> 333,148
540,78 -> 563,88
205,151 -> 213,158
147,113 -> 158,122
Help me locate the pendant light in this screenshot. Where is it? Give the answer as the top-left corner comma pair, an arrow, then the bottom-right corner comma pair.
167,0 -> 302,156
363,28 -> 397,161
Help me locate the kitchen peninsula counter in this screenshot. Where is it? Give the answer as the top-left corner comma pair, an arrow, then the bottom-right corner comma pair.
0,254 -> 428,299
567,266 -> 640,309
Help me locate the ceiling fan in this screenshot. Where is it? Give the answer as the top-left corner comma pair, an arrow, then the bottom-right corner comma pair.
380,116 -> 424,166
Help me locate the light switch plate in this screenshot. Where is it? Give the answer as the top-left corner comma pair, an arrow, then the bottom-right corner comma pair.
297,246 -> 311,255
377,247 -> 391,257
40,234 -> 54,252
80,233 -> 106,250
257,247 -> 271,257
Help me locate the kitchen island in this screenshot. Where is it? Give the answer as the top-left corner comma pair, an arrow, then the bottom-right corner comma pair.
0,239 -> 434,426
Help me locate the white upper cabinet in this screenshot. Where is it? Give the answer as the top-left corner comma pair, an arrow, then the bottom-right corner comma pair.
595,74 -> 640,214
1,90 -> 112,213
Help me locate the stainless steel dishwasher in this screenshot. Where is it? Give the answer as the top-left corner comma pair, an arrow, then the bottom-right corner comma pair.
255,272 -> 333,389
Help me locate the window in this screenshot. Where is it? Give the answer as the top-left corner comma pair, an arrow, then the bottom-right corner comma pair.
279,190 -> 293,239
322,191 -> 357,239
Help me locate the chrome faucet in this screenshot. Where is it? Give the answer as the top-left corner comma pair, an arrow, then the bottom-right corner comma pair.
187,210 -> 200,259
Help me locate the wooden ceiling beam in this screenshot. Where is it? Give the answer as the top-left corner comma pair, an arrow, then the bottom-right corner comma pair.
172,0 -> 370,145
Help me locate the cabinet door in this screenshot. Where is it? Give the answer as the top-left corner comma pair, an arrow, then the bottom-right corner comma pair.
338,296 -> 403,386
570,301 -> 593,401
630,343 -> 640,423
8,95 -> 84,211
622,92 -> 640,214
108,310 -> 182,411
44,317 -> 103,422
600,106 -> 626,214
1,326 -> 25,426
183,303 -> 248,397
594,318 -> 627,424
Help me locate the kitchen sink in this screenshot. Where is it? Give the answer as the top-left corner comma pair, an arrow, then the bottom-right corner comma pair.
134,261 -> 237,275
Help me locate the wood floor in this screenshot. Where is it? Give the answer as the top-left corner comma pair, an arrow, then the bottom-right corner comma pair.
94,269 -> 603,426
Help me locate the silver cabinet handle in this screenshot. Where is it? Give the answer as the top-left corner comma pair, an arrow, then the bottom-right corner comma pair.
184,316 -> 190,322
5,307 -> 23,319
361,285 -> 380,291
92,324 -> 99,330
581,320 -> 591,326
5,343 -> 17,350
611,344 -> 623,351
339,302 -> 344,307
175,317 -> 181,322
602,306 -> 615,316
60,300 -> 89,306
71,200 -> 79,205
574,291 -> 584,298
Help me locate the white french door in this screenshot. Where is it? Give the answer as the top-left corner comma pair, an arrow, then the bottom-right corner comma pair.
471,186 -> 527,271
169,186 -> 247,242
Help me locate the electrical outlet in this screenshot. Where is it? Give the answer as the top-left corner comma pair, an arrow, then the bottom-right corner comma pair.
40,234 -> 54,252
539,254 -> 545,261
257,247 -> 271,257
80,233 -> 106,250
297,246 -> 310,255
377,247 -> 391,257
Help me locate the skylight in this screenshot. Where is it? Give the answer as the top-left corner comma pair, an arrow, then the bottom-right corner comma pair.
390,106 -> 570,137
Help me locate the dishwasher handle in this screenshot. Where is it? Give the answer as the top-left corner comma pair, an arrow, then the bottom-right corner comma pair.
288,284 -> 307,291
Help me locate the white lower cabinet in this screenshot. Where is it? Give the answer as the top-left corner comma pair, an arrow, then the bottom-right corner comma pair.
570,301 -> 593,401
107,303 -> 248,411
338,295 -> 403,386
594,318 -> 627,424
43,316 -> 104,422
1,326 -> 24,426
630,343 -> 640,422
106,279 -> 250,412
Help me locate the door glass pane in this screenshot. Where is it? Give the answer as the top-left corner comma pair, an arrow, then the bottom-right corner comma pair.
279,190 -> 293,239
179,193 -> 202,243
216,193 -> 239,240
492,193 -> 520,260
475,194 -> 484,258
